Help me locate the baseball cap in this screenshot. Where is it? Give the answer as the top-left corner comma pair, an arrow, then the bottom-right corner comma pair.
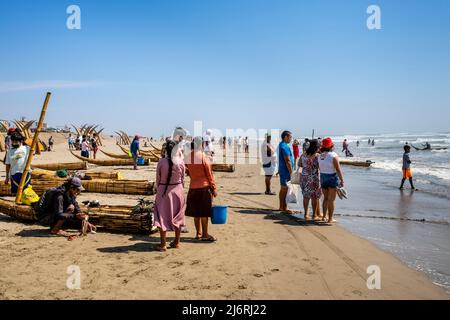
68,177 -> 85,191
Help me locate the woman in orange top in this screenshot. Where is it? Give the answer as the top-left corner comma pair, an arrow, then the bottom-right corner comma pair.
185,137 -> 218,242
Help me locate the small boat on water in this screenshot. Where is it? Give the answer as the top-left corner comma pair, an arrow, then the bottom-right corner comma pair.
411,145 -> 448,151
339,159 -> 374,167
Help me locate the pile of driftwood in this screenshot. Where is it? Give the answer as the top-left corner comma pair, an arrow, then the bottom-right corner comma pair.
0,198 -> 153,234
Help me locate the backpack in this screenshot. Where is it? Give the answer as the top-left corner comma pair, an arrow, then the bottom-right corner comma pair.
34,187 -> 64,226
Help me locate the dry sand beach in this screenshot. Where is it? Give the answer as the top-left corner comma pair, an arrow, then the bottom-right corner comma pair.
0,134 -> 448,299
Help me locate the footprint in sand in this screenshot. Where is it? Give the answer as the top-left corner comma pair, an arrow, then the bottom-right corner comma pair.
169,261 -> 184,268
190,260 -> 201,265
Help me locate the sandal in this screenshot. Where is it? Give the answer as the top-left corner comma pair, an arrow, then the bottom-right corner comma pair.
201,235 -> 217,242
155,245 -> 167,252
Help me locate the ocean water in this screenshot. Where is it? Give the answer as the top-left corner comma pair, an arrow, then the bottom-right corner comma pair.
332,132 -> 450,200
289,132 -> 450,293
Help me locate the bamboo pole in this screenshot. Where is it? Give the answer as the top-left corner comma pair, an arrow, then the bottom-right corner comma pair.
15,92 -> 51,204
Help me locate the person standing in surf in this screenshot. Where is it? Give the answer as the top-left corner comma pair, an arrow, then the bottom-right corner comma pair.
399,144 -> 418,191
318,137 -> 345,225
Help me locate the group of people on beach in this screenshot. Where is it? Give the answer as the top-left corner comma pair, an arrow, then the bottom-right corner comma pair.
152,129 -> 219,251
2,124 -> 422,244
68,133 -> 99,159
261,131 -> 345,225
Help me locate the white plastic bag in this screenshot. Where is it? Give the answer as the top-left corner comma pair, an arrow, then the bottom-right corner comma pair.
291,169 -> 301,185
286,182 -> 298,204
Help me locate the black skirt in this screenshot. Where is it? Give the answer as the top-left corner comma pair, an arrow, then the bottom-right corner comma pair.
186,187 -> 212,218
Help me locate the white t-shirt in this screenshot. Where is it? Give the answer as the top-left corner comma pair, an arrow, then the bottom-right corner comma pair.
5,145 -> 30,175
81,141 -> 89,152
318,151 -> 338,174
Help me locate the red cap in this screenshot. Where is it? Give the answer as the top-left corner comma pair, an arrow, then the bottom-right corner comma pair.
321,137 -> 334,149
8,128 -> 16,133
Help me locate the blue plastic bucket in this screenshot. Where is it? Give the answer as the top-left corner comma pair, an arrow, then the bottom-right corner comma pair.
211,205 -> 228,224
137,157 -> 145,165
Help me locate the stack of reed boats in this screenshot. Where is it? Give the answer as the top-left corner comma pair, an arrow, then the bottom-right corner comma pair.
0,198 -> 153,233
0,168 -> 155,196
0,179 -> 154,197
31,168 -> 123,180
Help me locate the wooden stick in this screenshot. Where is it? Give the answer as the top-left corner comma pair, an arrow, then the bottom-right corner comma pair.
15,92 -> 51,204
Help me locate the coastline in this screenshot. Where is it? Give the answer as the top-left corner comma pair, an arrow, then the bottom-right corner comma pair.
0,135 -> 448,299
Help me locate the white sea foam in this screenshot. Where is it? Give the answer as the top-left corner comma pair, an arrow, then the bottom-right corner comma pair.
372,160 -> 450,181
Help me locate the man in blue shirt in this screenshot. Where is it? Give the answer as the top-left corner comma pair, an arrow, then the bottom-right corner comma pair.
130,135 -> 140,170
278,130 -> 294,212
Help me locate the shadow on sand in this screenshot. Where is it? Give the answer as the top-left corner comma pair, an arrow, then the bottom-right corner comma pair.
15,229 -> 55,238
97,236 -> 212,253
235,207 -> 332,227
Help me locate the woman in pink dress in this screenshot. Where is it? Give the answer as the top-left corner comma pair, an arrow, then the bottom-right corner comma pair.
154,141 -> 186,251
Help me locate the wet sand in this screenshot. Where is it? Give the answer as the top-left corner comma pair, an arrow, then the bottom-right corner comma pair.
0,134 -> 448,299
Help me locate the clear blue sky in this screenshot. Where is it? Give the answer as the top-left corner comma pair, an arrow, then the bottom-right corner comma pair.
1,0 -> 449,138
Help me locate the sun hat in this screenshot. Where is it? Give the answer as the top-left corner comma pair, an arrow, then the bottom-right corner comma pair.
321,137 -> 334,149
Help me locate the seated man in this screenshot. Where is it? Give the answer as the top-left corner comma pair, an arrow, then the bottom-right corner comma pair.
36,177 -> 96,240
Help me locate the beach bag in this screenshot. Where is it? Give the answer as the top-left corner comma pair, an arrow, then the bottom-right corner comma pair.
291,169 -> 301,185
286,182 -> 298,204
21,185 -> 40,206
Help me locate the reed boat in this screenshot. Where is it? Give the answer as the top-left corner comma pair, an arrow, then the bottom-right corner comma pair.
0,198 -> 153,234
116,144 -> 160,160
32,161 -> 88,171
0,177 -> 155,196
70,149 -> 150,166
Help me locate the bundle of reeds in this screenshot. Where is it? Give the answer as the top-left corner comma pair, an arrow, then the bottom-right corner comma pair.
212,163 -> 235,172
0,198 -> 153,233
70,149 -> 150,166
84,170 -> 123,180
99,149 -> 131,160
32,161 -> 88,171
0,198 -> 35,220
140,148 -> 161,159
31,168 -> 123,180
0,178 -> 155,196
80,179 -> 155,195
0,133 -> 5,152
0,184 -> 12,197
